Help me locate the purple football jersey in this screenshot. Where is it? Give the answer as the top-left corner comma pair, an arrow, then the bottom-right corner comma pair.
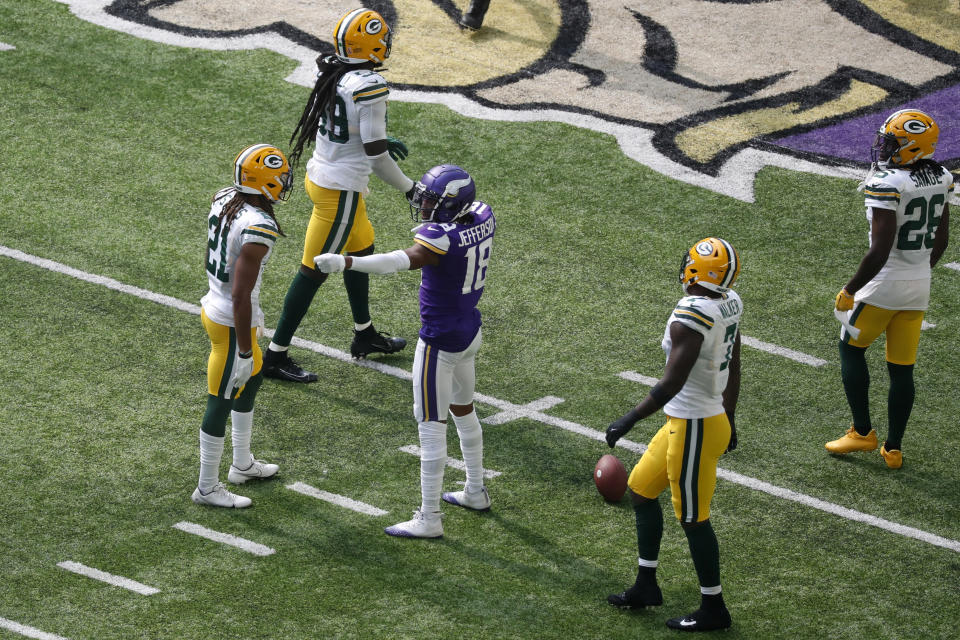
413,202 -> 496,352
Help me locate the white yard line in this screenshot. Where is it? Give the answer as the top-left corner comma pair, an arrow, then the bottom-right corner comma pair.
56,561 -> 159,595
286,482 -> 388,516
0,617 -> 70,640
172,522 -> 275,556
741,335 -> 828,366
398,445 -> 502,478
3,245 -> 958,553
618,371 -> 660,386
0,43 -> 14,51
717,468 -> 959,551
483,395 -> 565,425
945,262 -> 960,272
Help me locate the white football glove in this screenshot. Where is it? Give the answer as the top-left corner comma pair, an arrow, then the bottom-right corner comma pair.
225,352 -> 254,398
314,253 -> 346,273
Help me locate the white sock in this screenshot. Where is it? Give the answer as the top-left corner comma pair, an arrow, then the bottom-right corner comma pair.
231,410 -> 253,469
453,410 -> 484,493
267,342 -> 288,353
198,430 -> 224,493
418,421 -> 447,514
354,320 -> 372,332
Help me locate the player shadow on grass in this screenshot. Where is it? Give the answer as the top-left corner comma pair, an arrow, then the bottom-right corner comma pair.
825,451 -> 957,505
434,509 -> 622,596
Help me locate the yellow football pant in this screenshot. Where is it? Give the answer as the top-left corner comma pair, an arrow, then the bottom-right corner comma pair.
300,177 -> 375,268
202,309 -> 262,399
843,303 -> 924,365
628,414 -> 731,524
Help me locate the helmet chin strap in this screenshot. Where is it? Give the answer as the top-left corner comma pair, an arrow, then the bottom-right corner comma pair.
682,279 -> 702,295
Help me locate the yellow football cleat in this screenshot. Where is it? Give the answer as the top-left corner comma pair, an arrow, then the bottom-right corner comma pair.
880,445 -> 903,469
825,426 -> 878,454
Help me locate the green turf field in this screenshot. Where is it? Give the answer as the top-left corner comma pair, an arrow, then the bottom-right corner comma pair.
1,2 -> 958,639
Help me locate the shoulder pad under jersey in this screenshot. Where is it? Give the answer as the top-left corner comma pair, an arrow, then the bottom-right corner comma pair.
341,69 -> 389,105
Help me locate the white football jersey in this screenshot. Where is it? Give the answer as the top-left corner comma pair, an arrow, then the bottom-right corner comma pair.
306,68 -> 390,194
662,291 -> 743,419
862,163 -> 953,281
201,187 -> 280,328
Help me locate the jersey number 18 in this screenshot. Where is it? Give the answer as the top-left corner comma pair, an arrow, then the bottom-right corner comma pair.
462,237 -> 493,294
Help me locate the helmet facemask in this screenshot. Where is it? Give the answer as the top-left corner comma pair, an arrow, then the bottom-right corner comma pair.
274,168 -> 294,202
870,131 -> 902,166
409,182 -> 441,222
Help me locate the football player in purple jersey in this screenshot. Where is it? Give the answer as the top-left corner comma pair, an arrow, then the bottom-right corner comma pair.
314,164 -> 495,538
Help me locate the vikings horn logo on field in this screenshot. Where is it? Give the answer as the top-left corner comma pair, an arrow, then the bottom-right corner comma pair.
58,0 -> 960,202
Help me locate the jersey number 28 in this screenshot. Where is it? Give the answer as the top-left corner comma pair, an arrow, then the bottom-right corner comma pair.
897,193 -> 945,251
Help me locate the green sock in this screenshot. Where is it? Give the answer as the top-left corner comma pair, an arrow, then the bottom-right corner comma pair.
684,520 -> 721,590
633,498 -> 663,563
232,372 -> 263,413
272,271 -> 321,347
839,340 -> 871,434
344,246 -> 373,326
886,362 -> 915,450
201,394 -> 232,438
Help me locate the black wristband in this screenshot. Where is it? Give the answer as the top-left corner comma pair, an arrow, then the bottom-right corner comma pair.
648,383 -> 672,408
238,350 -> 253,359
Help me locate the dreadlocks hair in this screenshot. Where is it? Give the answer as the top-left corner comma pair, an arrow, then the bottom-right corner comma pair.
289,55 -> 371,169
213,189 -> 285,240
908,158 -> 944,175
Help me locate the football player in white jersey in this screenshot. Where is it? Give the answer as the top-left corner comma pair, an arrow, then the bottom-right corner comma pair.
828,109 -> 951,469
605,238 -> 742,632
193,144 -> 291,508
262,8 -> 414,383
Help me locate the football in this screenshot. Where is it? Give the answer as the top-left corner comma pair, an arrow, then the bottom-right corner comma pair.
594,454 -> 628,502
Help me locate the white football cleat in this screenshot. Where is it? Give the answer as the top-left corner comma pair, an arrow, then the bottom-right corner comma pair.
384,509 -> 444,538
227,457 -> 279,484
191,482 -> 252,508
442,486 -> 491,511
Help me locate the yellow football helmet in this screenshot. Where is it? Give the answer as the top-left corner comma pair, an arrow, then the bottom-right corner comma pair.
679,238 -> 741,294
333,8 -> 392,64
872,109 -> 939,166
234,144 -> 293,202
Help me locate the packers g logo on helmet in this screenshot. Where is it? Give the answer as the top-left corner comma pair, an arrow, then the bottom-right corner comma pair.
871,109 -> 939,166
234,143 -> 293,202
679,237 -> 740,294
333,8 -> 392,65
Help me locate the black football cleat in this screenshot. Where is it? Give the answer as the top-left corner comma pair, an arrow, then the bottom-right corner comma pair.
262,352 -> 317,383
458,0 -> 490,30
665,607 -> 732,632
607,582 -> 663,609
350,328 -> 406,359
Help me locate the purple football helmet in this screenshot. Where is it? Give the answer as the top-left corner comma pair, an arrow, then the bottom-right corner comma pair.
409,164 -> 476,223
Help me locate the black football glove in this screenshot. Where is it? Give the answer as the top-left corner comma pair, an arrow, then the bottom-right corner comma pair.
606,409 -> 642,448
387,137 -> 408,161
726,414 -> 737,452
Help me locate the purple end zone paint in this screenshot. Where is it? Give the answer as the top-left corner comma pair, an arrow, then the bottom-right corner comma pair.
773,84 -> 960,164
